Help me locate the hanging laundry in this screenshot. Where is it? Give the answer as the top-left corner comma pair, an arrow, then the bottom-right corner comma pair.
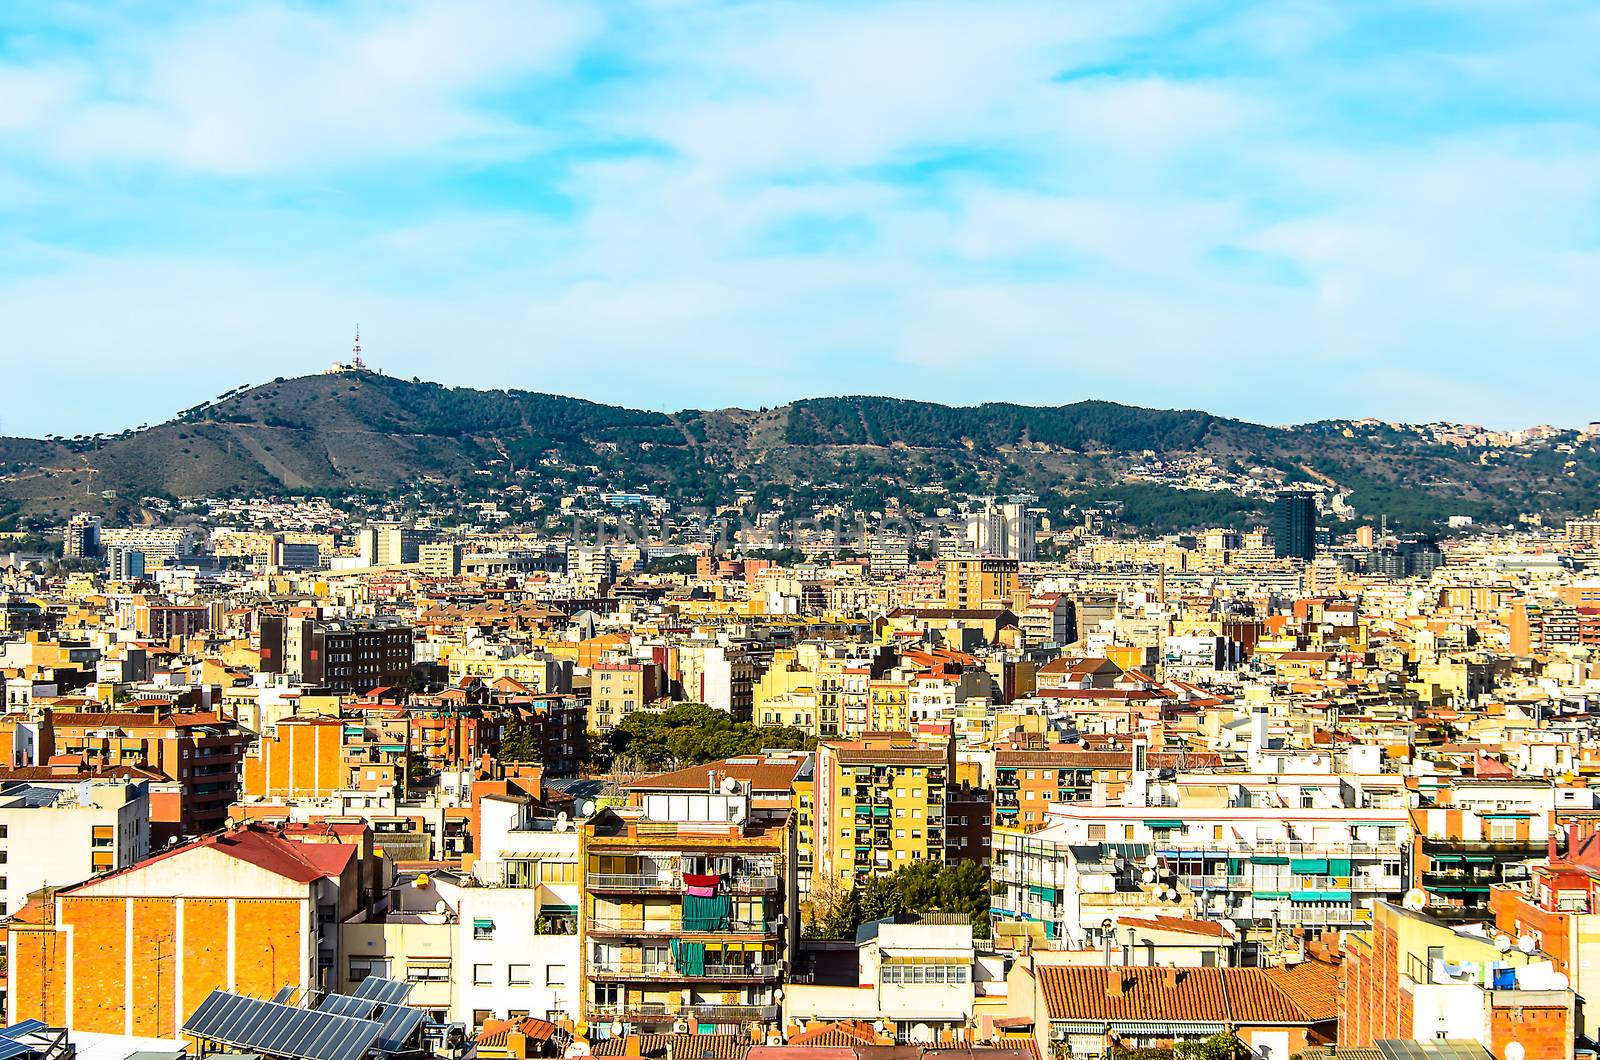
683,872 -> 721,889
685,884 -> 718,898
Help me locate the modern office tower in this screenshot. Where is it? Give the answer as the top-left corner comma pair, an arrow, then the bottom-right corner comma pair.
1272,491 -> 1317,560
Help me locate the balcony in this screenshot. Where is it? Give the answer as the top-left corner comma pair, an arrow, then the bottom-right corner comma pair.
587,872 -> 681,892
586,1002 -> 781,1023
587,917 -> 781,937
1421,838 -> 1542,857
587,962 -> 781,982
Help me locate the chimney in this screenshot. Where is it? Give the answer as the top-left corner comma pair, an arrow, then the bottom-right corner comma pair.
1104,968 -> 1126,997
1164,966 -> 1179,990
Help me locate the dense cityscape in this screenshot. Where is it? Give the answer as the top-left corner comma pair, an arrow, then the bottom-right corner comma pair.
1,364 -> 1599,1060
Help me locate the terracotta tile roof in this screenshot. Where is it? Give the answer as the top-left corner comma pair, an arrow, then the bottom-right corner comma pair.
786,1023 -> 888,1048
1036,966 -> 1316,1025
478,1017 -> 558,1048
66,824 -> 354,892
1266,959 -> 1341,1023
592,1036 -> 750,1060
1116,914 -> 1233,939
632,756 -> 806,794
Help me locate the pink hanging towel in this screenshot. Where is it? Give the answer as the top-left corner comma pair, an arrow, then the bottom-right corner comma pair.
685,884 -> 718,898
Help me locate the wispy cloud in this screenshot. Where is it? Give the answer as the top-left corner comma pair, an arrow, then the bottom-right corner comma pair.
0,0 -> 1597,436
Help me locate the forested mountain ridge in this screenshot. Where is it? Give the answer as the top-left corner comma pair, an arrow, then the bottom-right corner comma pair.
3,370 -> 1598,533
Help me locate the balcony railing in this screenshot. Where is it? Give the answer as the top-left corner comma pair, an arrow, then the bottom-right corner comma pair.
586,1002 -> 781,1023
587,917 -> 781,936
584,872 -> 780,895
587,962 -> 781,981
587,872 -> 680,892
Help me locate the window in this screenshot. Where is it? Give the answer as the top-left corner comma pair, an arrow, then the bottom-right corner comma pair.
349,957 -> 391,983
505,860 -> 536,888
1088,824 -> 1106,841
539,861 -> 578,884
472,1010 -> 492,1027
473,964 -> 494,986
473,919 -> 495,940
509,964 -> 532,985
546,964 -> 567,987
407,963 -> 451,983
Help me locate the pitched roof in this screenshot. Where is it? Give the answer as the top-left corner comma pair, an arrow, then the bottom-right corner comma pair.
632,755 -> 806,794
1116,914 -> 1234,939
786,1022 -> 889,1048
66,824 -> 355,892
592,1036 -> 749,1060
1036,966 -> 1316,1026
1266,959 -> 1342,1023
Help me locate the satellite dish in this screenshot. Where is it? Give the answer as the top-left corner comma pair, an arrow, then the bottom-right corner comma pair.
1495,934 -> 1513,953
1145,855 -> 1160,869
1506,1044 -> 1526,1060
434,900 -> 447,914
1518,934 -> 1536,954
556,811 -> 571,831
415,873 -> 431,889
610,1022 -> 624,1038
1402,889 -> 1428,911
1142,869 -> 1157,884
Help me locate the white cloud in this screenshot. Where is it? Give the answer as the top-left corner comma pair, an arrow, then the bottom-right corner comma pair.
2,0 -> 599,175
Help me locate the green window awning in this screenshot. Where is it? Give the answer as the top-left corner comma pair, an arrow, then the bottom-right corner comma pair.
473,918 -> 494,930
872,806 -> 891,817
1291,890 -> 1351,902
1253,890 -> 1290,899
1329,859 -> 1353,875
1464,855 -> 1496,863
1290,858 -> 1329,873
1029,884 -> 1061,902
1252,856 -> 1290,865
1429,853 -> 1463,863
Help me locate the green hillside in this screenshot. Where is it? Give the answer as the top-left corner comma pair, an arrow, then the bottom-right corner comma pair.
3,370 -> 1597,533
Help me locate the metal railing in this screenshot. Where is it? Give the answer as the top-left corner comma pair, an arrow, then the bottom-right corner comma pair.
587,961 -> 781,981
587,917 -> 780,935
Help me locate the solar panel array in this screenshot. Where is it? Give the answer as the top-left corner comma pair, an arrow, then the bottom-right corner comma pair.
184,990 -> 381,1060
316,993 -> 381,1019
1376,1042 -> 1492,1060
352,977 -> 410,1007
272,986 -> 298,1005
376,1005 -> 427,1053
0,1019 -> 56,1060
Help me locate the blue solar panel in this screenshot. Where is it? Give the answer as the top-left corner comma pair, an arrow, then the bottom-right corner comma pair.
377,1006 -> 427,1052
351,977 -> 410,1006
316,994 -> 379,1019
183,990 -> 381,1060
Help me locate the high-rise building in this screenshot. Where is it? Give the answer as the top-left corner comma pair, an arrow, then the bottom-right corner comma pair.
63,512 -> 101,559
941,557 -> 1018,610
105,545 -> 145,582
1272,491 -> 1317,560
963,499 -> 1036,561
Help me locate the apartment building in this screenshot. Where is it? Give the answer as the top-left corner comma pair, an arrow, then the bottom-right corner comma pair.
589,661 -> 664,731
579,777 -> 796,1041
46,708 -> 250,842
1341,899 -> 1577,1060
815,735 -> 955,886
259,615 -> 415,693
941,558 -> 1018,611
0,778 -> 149,918
1013,768 -> 1414,942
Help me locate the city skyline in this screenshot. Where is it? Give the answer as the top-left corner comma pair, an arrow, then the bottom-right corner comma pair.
2,1 -> 1597,437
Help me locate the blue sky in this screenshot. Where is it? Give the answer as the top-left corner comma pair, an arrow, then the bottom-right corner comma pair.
1,1 -> 1597,438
